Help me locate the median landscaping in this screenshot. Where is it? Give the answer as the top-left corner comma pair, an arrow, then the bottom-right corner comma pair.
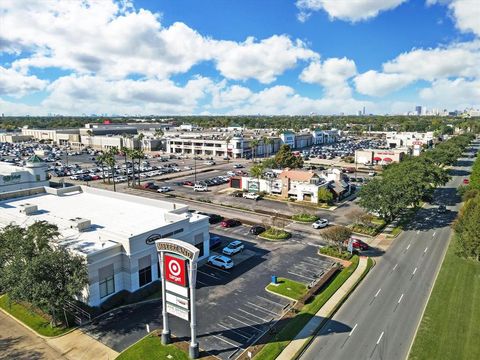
253,256 -> 361,360
291,213 -> 319,223
259,227 -> 291,240
0,295 -> 72,337
117,332 -> 190,360
319,245 -> 353,260
266,278 -> 308,301
409,238 -> 480,360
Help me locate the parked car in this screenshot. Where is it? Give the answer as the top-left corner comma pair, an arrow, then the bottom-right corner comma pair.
233,164 -> 243,169
250,225 -> 266,235
204,161 -> 216,166
368,171 -> 376,176
193,184 -> 208,192
142,182 -> 159,190
183,180 -> 194,186
438,204 -> 447,213
222,240 -> 245,256
243,192 -> 260,200
208,255 -> 234,269
157,186 -> 171,193
209,235 -> 222,249
312,219 -> 329,229
221,219 -> 241,228
226,171 -> 236,176
350,238 -> 369,250
463,178 -> 470,184
230,191 -> 243,197
196,212 -> 223,224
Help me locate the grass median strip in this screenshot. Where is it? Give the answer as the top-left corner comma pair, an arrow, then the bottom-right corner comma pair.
254,256 -> 360,360
409,238 -> 480,360
0,294 -> 72,337
116,333 -> 190,360
266,278 -> 308,301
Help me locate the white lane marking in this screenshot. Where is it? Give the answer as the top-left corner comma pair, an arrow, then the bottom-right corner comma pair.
392,263 -> 398,271
406,243 -> 411,250
211,334 -> 240,348
288,271 -> 315,281
197,270 -> 220,279
376,331 -> 384,345
246,302 -> 279,316
417,230 -> 420,234
375,288 -> 381,297
349,323 -> 358,337
237,308 -> 268,322
424,247 -> 428,254
398,293 -> 404,304
412,267 -> 418,275
255,295 -> 285,307
217,323 -> 251,340
196,279 -> 208,286
227,316 -> 262,331
433,232 -> 436,237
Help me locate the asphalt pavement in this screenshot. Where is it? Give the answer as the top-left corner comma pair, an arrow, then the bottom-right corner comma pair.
299,144 -> 477,360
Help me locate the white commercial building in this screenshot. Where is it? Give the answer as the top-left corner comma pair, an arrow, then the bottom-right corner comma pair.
0,186 -> 210,307
0,155 -> 49,193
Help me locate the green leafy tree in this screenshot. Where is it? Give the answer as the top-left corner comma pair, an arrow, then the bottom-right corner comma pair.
318,187 -> 334,205
274,144 -> 303,169
454,195 -> 480,261
321,225 -> 352,252
250,138 -> 259,162
250,163 -> 265,180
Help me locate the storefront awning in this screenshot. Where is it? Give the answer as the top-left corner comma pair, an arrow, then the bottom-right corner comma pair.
383,157 -> 393,162
373,157 -> 382,161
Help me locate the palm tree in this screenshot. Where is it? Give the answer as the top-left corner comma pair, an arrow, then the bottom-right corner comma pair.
131,149 -> 145,186
265,137 -> 274,159
120,146 -> 131,187
154,129 -> 164,138
250,138 -> 259,162
105,147 -> 118,192
97,152 -> 107,183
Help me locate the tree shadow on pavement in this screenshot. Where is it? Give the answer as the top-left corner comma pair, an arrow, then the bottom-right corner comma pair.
0,336 -> 45,360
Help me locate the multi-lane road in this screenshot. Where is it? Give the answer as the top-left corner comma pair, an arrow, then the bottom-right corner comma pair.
299,144 -> 477,360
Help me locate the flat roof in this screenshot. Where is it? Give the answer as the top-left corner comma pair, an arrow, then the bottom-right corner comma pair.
0,186 -> 200,256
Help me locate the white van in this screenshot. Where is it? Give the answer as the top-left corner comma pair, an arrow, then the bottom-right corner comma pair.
194,184 -> 208,192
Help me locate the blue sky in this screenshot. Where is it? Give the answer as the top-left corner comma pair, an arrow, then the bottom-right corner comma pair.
0,0 -> 479,115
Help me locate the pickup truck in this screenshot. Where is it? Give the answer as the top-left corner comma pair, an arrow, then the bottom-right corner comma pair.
243,192 -> 260,200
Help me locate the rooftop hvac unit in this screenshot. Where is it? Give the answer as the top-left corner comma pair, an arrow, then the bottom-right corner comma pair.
69,217 -> 91,232
19,203 -> 38,215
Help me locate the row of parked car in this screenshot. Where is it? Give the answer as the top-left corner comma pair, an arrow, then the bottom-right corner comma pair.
303,138 -> 387,160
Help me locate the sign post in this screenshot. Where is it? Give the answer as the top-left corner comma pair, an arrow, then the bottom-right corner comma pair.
155,239 -> 200,359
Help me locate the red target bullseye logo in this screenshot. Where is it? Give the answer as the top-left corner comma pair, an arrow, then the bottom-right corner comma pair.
165,254 -> 186,286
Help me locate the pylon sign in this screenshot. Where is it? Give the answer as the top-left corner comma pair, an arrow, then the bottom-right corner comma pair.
156,239 -> 200,359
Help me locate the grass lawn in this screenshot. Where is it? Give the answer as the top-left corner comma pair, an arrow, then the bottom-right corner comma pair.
291,213 -> 319,223
409,239 -> 480,360
254,256 -> 361,360
259,228 -> 291,240
267,278 -> 308,301
117,333 -> 190,360
0,295 -> 72,337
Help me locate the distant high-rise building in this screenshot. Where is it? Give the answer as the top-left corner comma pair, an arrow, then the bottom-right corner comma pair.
415,106 -> 422,116
357,110 -> 362,116
362,106 -> 366,115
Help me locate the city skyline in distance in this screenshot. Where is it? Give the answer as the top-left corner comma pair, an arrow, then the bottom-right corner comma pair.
0,0 -> 479,116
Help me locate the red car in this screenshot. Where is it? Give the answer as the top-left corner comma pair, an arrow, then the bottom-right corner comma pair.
91,175 -> 100,180
349,238 -> 369,250
221,219 -> 241,228
463,178 -> 470,184
183,181 -> 194,186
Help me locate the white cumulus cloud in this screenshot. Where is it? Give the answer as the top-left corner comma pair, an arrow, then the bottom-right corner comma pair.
0,66 -> 48,97
354,71 -> 415,96
296,0 -> 408,22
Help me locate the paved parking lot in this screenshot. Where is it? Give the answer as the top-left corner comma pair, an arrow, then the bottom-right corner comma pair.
82,226 -> 334,359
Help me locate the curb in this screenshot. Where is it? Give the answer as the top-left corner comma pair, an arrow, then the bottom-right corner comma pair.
265,286 -> 300,303
0,301 -> 78,339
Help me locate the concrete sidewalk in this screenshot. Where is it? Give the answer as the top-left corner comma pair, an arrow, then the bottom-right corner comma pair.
276,256 -> 369,360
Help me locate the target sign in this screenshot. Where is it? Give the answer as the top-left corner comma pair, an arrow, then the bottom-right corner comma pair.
164,254 -> 187,287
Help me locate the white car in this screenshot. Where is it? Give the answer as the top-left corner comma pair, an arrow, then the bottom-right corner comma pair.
184,166 -> 192,170
204,161 -> 216,166
368,171 -> 376,176
157,186 -> 171,193
233,164 -> 243,169
226,171 -> 236,176
243,192 -> 260,200
194,184 -> 208,192
312,219 -> 329,229
208,255 -> 234,269
222,241 -> 245,256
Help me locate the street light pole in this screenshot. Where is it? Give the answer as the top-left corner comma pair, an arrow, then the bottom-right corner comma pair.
194,156 -> 197,184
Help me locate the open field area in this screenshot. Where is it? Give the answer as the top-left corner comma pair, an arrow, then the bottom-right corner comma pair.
409,238 -> 480,360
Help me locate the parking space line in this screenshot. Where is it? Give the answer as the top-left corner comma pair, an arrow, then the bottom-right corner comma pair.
246,302 -> 279,316
227,316 -> 263,332
255,295 -> 286,308
196,279 -> 208,286
197,270 -> 221,279
292,264 -> 319,276
237,308 -> 269,322
218,322 -> 253,337
211,334 -> 241,348
288,271 -> 315,281
217,323 -> 251,340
